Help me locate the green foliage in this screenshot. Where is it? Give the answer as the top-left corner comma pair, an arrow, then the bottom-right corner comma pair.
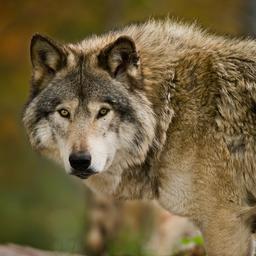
180,235 -> 204,246
108,229 -> 145,256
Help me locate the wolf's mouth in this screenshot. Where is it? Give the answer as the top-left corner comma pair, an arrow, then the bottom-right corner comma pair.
70,169 -> 98,179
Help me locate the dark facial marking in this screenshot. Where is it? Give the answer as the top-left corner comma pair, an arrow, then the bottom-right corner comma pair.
29,68 -> 80,124
78,67 -> 138,123
35,97 -> 61,123
99,94 -> 136,122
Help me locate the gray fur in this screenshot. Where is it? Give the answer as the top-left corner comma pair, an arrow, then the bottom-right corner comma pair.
23,19 -> 256,255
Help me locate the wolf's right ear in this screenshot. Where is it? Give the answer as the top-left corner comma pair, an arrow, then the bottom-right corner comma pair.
98,36 -> 140,79
30,34 -> 66,88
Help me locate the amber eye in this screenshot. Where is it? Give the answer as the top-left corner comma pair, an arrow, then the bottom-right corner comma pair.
58,108 -> 70,118
97,107 -> 110,118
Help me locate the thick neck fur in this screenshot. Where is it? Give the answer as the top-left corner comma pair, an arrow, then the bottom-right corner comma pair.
83,20 -> 218,200
84,20 -> 256,204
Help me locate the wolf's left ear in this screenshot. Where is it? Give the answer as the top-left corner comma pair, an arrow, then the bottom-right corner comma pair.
98,36 -> 140,78
30,34 -> 66,83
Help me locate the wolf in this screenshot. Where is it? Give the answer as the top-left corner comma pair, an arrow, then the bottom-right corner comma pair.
23,19 -> 256,255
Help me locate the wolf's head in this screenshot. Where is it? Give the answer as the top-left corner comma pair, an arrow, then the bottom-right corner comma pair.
23,34 -> 156,179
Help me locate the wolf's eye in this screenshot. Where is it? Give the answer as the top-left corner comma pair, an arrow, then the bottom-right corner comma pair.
58,108 -> 70,118
97,107 -> 110,118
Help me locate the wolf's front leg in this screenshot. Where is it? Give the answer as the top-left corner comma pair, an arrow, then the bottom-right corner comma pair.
201,208 -> 252,256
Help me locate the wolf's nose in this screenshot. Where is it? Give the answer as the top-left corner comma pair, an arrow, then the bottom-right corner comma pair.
69,152 -> 91,172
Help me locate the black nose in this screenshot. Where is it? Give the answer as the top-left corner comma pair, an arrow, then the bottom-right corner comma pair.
69,152 -> 91,172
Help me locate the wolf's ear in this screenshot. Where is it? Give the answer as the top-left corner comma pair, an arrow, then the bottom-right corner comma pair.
30,34 -> 66,88
30,34 -> 66,72
98,36 -> 140,78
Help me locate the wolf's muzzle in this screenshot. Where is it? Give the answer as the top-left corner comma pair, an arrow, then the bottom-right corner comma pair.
69,152 -> 96,179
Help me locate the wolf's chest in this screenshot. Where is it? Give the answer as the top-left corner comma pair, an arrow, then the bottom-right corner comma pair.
158,169 -> 195,217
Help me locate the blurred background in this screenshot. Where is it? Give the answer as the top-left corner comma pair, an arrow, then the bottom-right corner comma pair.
0,0 -> 256,255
